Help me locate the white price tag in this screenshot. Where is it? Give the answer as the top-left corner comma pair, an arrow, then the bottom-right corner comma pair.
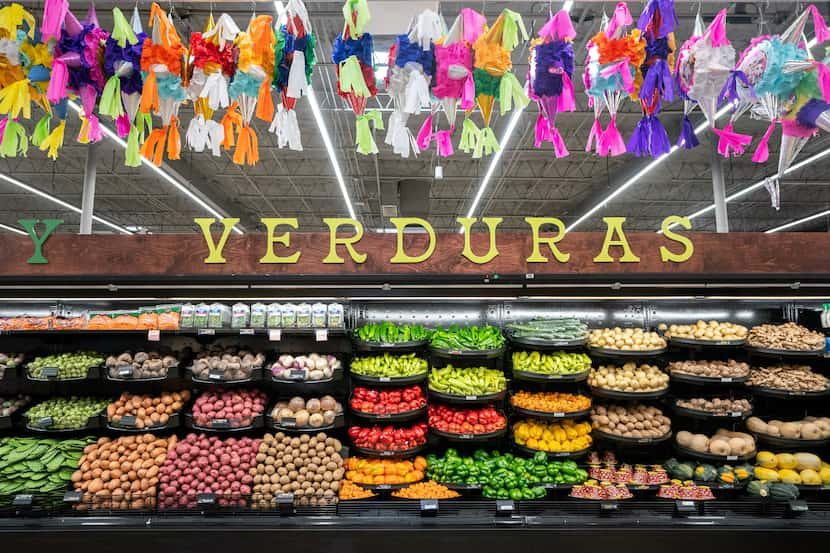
239,328 -> 255,336
269,329 -> 282,341
147,330 -> 160,342
315,329 -> 328,342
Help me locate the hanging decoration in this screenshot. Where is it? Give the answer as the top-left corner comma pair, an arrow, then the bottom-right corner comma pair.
139,2 -> 187,166
0,3 -> 52,158
470,9 -> 529,158
626,0 -> 677,157
719,4 -> 830,207
185,12 -> 237,157
528,9 -> 576,157
226,14 -> 274,166
271,0 -> 317,152
385,9 -> 443,158
583,3 -> 643,156
101,6 -> 149,166
674,8 -> 734,149
45,2 -> 109,146
432,8 -> 484,155
332,0 -> 381,155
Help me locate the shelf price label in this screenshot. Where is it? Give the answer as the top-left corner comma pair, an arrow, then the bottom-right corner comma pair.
239,328 -> 255,336
42,367 -> 59,379
315,329 -> 328,342
63,491 -> 82,503
280,417 -> 297,428
197,493 -> 217,506
208,369 -> 225,381
147,330 -> 161,342
211,418 -> 231,429
117,365 -> 134,378
269,329 -> 282,341
197,329 -> 215,336
36,416 -> 53,428
13,494 -> 33,507
419,498 -> 438,516
120,415 -> 137,428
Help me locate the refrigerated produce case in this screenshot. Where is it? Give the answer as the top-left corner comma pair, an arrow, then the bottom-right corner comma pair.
1,256 -> 830,550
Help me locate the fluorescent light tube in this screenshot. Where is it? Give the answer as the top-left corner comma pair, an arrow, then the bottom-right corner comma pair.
0,173 -> 131,235
0,223 -> 27,236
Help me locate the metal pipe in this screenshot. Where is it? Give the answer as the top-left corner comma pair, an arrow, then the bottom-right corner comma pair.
80,142 -> 98,235
710,137 -> 729,233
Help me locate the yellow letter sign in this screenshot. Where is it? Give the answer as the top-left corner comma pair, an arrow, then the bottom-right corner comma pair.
457,217 -> 502,264
593,217 -> 640,263
660,216 -> 694,263
322,218 -> 367,264
194,218 -> 240,264
389,218 -> 436,263
524,217 -> 570,263
260,218 -> 301,263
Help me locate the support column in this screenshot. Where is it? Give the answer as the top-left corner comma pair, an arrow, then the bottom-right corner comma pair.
710,138 -> 729,233
80,142 -> 98,235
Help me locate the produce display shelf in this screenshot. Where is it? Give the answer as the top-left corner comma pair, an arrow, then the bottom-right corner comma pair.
669,372 -> 749,386
588,386 -> 669,401
752,432 -> 830,449
349,405 -> 427,422
438,482 -> 484,491
25,366 -> 101,383
350,444 -> 427,458
429,346 -> 506,360
104,365 -> 182,383
269,372 -> 342,391
356,481 -> 423,492
667,337 -> 747,348
352,338 -> 429,352
429,427 -> 507,442
511,406 -> 591,420
22,412 -> 102,434
511,370 -> 589,383
427,389 -> 507,404
746,385 -> 830,399
188,367 -> 265,386
265,413 -> 345,433
183,412 -> 265,433
744,346 -> 825,358
674,444 -> 755,463
0,328 -> 348,336
507,334 -> 587,350
105,413 -> 181,433
513,443 -> 590,459
348,372 -> 427,386
586,347 -> 667,359
671,403 -> 752,421
592,429 -> 673,446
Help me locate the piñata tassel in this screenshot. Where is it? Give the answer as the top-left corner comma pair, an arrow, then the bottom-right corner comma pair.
140,72 -> 159,114
459,118 -> 479,153
534,114 -> 552,148
99,75 -> 125,119
140,127 -> 168,166
813,62 -> 830,101
0,80 -> 32,120
712,122 -> 752,158
416,115 -> 433,151
626,115 -> 670,157
0,119 -> 28,158
256,80 -> 275,123
809,4 -> 830,44
558,73 -> 576,113
434,130 -> 454,158
233,125 -> 259,165
677,114 -> 699,149
751,120 -> 777,163
41,0 -> 68,40
586,119 -> 602,153
269,108 -> 303,152
125,126 -> 142,167
286,51 -> 308,99
31,115 -> 51,148
220,106 -> 241,150
499,72 -> 530,116
116,113 -> 131,137
599,116 -> 626,156
201,72 -> 229,110
39,119 -> 65,160
640,59 -> 674,103
404,72 -> 431,115
473,126 -> 499,159
461,72 -> 475,110
167,117 -> 181,161
355,110 -> 384,155
46,60 -> 68,104
186,115 -> 208,153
